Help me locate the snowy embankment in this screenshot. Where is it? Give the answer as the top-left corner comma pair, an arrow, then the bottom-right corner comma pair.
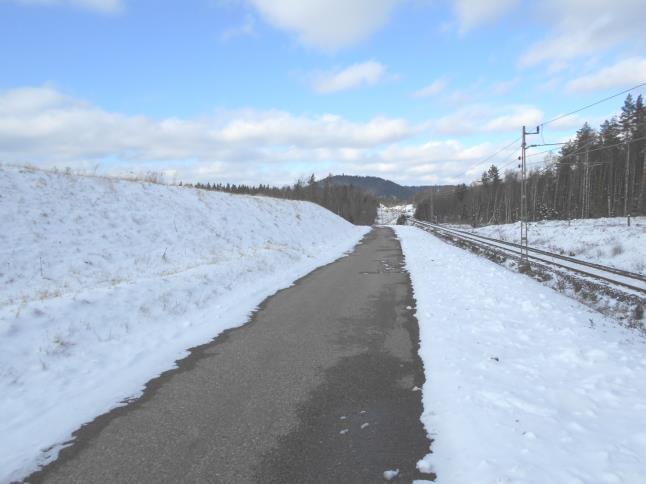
395,226 -> 646,484
459,217 -> 646,275
0,166 -> 368,482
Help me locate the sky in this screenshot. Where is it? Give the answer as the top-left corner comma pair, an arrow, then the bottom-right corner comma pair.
1,0 -> 646,186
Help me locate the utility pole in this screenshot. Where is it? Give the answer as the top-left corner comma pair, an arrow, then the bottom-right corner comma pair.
430,187 -> 435,223
520,125 -> 539,273
582,147 -> 590,218
624,141 -> 630,220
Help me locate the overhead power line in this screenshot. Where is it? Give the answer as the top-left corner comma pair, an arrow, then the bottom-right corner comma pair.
464,136 -> 521,174
526,134 -> 646,167
528,141 -> 569,148
456,82 -> 645,182
540,81 -> 646,128
527,118 -> 646,160
500,149 -> 523,169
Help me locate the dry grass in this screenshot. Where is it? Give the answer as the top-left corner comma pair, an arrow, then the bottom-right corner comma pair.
1,161 -> 174,187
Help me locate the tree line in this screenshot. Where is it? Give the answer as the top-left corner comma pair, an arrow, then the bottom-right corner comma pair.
415,94 -> 646,225
183,175 -> 378,225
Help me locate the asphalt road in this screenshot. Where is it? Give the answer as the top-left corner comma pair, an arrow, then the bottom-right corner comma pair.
26,227 -> 431,484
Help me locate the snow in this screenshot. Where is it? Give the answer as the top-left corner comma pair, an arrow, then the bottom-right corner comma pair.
0,166 -> 368,482
451,217 -> 646,275
376,204 -> 414,225
383,468 -> 400,480
395,225 -> 646,484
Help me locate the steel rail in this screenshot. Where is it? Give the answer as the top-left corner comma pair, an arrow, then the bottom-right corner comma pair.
411,219 -> 646,295
413,220 -> 645,283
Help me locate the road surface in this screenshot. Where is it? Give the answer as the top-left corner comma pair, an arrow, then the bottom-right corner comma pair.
27,227 -> 431,483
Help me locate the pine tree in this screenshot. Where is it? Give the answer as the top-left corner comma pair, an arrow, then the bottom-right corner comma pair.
488,165 -> 501,185
620,94 -> 636,140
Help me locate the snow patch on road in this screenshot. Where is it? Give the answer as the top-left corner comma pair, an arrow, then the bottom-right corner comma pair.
383,468 -> 400,480
0,166 -> 368,482
395,225 -> 646,484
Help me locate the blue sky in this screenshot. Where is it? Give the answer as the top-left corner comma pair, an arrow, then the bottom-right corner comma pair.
1,0 -> 645,185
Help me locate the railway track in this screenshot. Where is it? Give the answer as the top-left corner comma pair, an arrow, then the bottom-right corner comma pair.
410,218 -> 646,296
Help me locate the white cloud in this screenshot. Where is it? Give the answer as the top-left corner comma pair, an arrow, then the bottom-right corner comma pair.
546,114 -> 585,131
483,107 -> 542,132
247,0 -> 399,51
6,0 -> 122,13
538,77 -> 561,93
444,88 -> 474,106
216,111 -> 413,146
311,61 -> 387,94
334,139 -> 499,185
0,85 -> 519,186
566,57 -> 646,92
453,0 -> 518,33
220,14 -> 256,42
0,87 -> 414,158
547,61 -> 568,75
521,0 -> 646,67
432,104 -> 543,136
491,77 -> 520,95
414,78 -> 447,98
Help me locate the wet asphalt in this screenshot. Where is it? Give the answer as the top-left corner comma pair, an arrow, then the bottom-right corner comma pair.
26,227 -> 431,484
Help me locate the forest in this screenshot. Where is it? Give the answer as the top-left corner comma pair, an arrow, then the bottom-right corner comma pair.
415,94 -> 646,225
186,175 -> 379,226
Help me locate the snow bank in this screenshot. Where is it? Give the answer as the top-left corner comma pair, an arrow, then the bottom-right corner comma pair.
457,217 -> 646,275
395,225 -> 646,484
0,166 -> 368,482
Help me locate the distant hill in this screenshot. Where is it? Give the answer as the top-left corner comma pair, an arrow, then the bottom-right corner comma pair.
322,175 -> 451,201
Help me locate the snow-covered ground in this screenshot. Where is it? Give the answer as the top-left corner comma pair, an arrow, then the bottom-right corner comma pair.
452,217 -> 646,275
376,203 -> 415,225
0,166 -> 368,482
395,226 -> 646,484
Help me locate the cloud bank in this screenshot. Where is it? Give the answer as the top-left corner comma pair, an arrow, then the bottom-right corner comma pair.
521,0 -> 646,67
0,86 -> 549,185
567,57 -> 646,92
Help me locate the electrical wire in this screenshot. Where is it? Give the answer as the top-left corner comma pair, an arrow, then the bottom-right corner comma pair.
528,141 -> 569,148
499,149 -> 523,169
464,137 -> 521,174
457,82 -> 645,181
526,134 -> 646,167
540,81 -> 646,128
527,118 -> 646,160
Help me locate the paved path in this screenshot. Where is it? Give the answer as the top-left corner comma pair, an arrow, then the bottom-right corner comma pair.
27,227 -> 431,483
